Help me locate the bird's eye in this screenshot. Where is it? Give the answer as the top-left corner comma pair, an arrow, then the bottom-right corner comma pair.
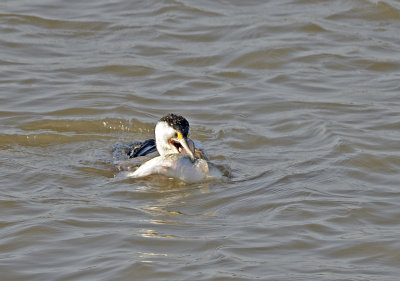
174,132 -> 178,138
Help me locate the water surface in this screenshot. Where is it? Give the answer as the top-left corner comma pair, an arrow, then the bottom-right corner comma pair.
1,0 -> 400,280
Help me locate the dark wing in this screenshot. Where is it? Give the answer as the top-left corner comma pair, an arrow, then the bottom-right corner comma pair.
112,139 -> 158,161
112,139 -> 158,172
128,139 -> 157,158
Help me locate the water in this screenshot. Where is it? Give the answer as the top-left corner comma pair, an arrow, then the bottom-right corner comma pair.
1,0 -> 400,280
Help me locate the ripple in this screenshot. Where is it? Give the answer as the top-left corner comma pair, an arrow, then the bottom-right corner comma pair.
20,118 -> 152,134
0,13 -> 110,31
227,47 -> 296,70
1,0 -> 400,280
327,0 -> 400,22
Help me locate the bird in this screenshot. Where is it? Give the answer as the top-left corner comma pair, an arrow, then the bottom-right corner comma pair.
114,114 -> 221,183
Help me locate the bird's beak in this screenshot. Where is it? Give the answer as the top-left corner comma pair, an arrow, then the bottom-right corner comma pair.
180,138 -> 195,162
173,132 -> 195,162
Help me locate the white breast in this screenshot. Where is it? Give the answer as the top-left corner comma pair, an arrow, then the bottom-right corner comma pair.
125,154 -> 222,183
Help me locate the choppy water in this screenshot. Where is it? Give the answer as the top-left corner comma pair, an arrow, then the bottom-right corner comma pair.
1,0 -> 400,280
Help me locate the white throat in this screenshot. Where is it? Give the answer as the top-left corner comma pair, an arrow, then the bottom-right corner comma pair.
155,121 -> 177,156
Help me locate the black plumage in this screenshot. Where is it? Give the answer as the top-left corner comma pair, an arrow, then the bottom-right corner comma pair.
159,113 -> 190,138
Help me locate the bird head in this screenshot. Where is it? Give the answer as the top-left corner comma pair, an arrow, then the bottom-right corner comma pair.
155,114 -> 195,161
